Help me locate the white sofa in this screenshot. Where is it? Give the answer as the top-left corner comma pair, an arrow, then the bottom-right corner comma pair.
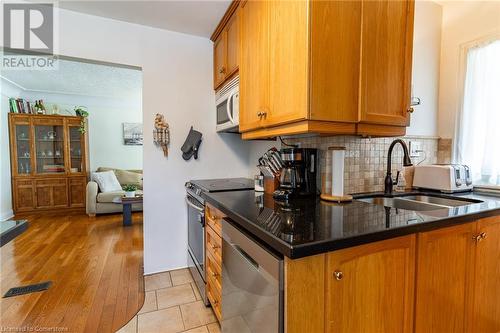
86,167 -> 143,216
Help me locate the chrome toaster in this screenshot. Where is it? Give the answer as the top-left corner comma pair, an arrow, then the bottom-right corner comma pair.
413,164 -> 473,193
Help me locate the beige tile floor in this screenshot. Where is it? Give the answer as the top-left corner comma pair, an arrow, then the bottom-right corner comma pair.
117,269 -> 220,333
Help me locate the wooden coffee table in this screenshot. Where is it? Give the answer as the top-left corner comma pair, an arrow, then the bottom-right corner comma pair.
112,196 -> 143,226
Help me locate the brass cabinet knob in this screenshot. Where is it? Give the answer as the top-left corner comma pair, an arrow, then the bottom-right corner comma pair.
334,270 -> 343,281
257,112 -> 263,117
473,232 -> 487,243
211,215 -> 216,220
219,67 -> 226,74
211,271 -> 218,278
407,107 -> 414,113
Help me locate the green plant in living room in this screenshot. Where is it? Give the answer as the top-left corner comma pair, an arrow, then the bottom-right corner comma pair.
74,106 -> 89,133
123,184 -> 138,198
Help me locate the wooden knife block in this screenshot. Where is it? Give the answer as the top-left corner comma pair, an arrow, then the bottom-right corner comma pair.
264,177 -> 279,194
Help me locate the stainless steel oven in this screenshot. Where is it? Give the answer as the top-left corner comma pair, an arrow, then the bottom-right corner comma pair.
185,178 -> 255,308
186,190 -> 209,305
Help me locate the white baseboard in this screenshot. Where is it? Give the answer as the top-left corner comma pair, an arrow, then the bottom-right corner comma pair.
0,210 -> 14,221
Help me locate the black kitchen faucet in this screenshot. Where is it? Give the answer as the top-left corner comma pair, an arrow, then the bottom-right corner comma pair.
384,139 -> 413,195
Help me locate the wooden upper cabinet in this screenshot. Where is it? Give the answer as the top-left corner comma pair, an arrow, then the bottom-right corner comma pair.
226,12 -> 239,77
325,235 -> 415,333
473,216 -> 500,332
235,0 -> 415,139
415,223 -> 476,333
267,0 -> 308,127
359,0 -> 414,127
239,0 -> 270,132
212,2 -> 240,90
214,34 -> 227,89
309,0 -> 361,123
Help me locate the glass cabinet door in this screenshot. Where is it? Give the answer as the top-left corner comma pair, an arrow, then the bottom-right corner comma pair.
34,124 -> 65,174
15,125 -> 32,174
68,126 -> 84,173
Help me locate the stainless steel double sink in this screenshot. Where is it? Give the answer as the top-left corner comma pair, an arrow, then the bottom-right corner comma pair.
356,194 -> 483,211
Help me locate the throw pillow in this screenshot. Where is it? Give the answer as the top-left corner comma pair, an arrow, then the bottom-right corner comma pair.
114,169 -> 143,190
92,171 -> 123,193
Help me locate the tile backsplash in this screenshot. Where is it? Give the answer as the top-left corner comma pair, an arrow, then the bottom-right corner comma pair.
283,135 -> 439,194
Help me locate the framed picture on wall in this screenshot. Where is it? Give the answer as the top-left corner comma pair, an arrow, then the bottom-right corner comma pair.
123,123 -> 143,146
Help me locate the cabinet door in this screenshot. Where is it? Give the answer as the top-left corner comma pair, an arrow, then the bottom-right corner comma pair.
14,179 -> 35,212
68,177 -> 86,208
267,0 -> 308,127
359,0 -> 414,126
214,32 -> 227,89
67,123 -> 86,174
415,223 -> 476,333
239,0 -> 270,132
12,123 -> 34,176
35,179 -> 68,209
472,216 -> 500,332
33,118 -> 66,175
325,235 -> 415,333
225,10 -> 239,77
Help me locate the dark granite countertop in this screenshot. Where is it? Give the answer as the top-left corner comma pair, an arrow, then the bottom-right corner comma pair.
203,190 -> 500,259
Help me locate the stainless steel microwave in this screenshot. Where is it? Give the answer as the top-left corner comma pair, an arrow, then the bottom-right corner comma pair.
216,76 -> 239,133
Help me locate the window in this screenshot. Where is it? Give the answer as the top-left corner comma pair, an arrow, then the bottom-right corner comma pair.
454,39 -> 500,187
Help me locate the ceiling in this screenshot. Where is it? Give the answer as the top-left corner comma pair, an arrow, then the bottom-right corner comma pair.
56,0 -> 231,38
1,58 -> 142,99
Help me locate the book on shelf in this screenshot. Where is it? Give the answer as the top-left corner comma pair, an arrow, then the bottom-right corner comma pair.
9,98 -> 43,114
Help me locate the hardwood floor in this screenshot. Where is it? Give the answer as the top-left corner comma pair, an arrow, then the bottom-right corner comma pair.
0,212 -> 144,333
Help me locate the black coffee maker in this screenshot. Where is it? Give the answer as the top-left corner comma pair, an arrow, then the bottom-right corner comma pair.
274,148 -> 318,199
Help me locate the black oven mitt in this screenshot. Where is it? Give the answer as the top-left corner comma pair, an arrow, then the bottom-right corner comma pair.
181,126 -> 202,161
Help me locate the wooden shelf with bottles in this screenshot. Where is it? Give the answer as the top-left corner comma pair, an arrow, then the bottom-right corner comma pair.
8,113 -> 89,214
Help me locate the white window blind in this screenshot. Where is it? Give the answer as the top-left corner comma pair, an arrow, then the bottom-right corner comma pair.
454,39 -> 500,187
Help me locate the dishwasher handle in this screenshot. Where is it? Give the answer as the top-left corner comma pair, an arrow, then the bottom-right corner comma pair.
230,243 -> 259,270
222,218 -> 282,282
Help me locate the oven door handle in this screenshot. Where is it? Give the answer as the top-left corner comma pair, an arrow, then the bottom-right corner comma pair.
185,196 -> 204,213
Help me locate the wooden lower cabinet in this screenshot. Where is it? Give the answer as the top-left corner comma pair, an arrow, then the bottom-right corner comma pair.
205,203 -> 225,323
285,216 -> 500,333
415,217 -> 500,333
325,235 -> 415,333
35,178 -> 68,209
415,223 -> 476,333
68,177 -> 86,208
12,176 -> 87,213
472,216 -> 500,333
13,179 -> 35,212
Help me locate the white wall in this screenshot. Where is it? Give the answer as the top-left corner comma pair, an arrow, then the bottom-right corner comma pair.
438,1 -> 500,138
18,90 -> 143,171
407,0 -> 442,137
0,79 -> 21,221
0,7 -> 273,273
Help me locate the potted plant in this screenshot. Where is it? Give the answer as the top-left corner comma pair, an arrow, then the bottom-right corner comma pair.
74,106 -> 89,133
123,184 -> 138,198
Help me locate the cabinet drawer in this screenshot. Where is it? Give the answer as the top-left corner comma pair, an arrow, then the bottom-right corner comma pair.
205,204 -> 225,236
206,252 -> 222,293
206,224 -> 222,266
207,272 -> 222,321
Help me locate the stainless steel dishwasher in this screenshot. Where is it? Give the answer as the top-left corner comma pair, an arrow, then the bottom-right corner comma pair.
221,219 -> 283,333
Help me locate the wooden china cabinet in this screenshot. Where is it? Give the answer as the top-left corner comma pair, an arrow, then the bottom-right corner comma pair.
8,114 -> 89,214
